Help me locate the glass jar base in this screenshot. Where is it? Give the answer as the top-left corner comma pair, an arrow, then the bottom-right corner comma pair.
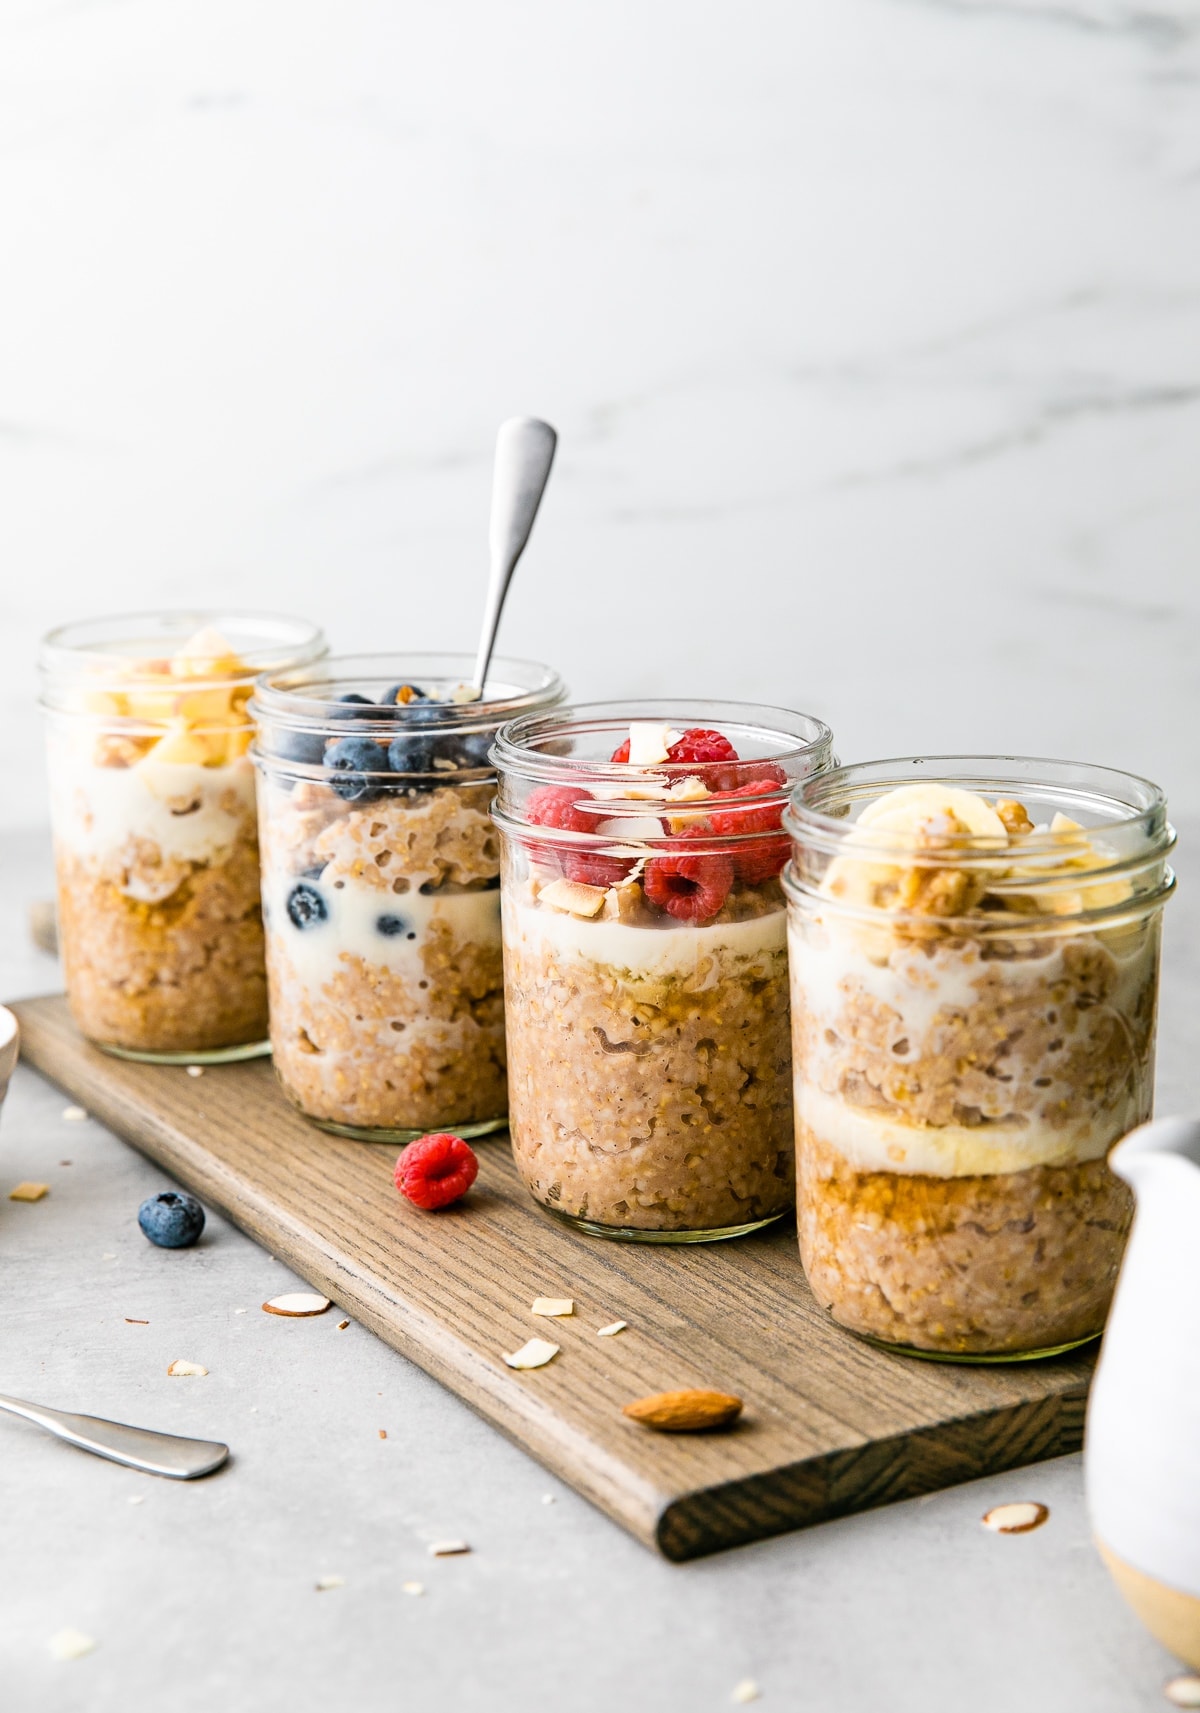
852,1327 -> 1102,1365
96,1037 -> 272,1066
305,1114 -> 509,1145
542,1206 -> 787,1245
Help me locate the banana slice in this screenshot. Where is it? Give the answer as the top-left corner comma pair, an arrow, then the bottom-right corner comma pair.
856,784 -> 1007,844
1007,812 -> 1132,913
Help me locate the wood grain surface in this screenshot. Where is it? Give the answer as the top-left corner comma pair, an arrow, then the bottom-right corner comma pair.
11,995 -> 1095,1561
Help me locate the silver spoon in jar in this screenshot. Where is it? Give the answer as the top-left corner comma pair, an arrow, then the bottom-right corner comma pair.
0,1390 -> 229,1479
470,416 -> 557,698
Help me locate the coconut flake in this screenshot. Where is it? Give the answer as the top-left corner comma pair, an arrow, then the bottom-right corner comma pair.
428,1540 -> 471,1557
732,1681 -> 760,1704
531,1298 -> 574,1318
597,1321 -> 627,1337
314,1575 -> 345,1592
402,1580 -> 425,1595
503,1338 -> 560,1370
166,1360 -> 207,1377
49,1629 -> 96,1661
1165,1677 -> 1200,1709
62,1106 -> 88,1122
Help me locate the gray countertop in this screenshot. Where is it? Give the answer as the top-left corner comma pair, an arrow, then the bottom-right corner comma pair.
1,822 -> 1194,1713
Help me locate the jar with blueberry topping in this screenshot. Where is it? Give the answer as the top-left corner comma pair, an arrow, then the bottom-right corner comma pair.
491,702 -> 835,1239
251,654 -> 565,1139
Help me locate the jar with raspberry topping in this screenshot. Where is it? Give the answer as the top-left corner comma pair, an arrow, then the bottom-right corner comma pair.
491,702 -> 835,1241
252,654 -> 564,1139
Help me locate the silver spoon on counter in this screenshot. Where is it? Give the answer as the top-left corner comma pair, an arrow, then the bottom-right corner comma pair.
470,416 -> 557,698
0,1391 -> 229,1479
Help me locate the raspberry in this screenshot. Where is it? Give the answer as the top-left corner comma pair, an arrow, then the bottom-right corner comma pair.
562,849 -> 632,888
609,739 -> 631,763
394,1133 -> 479,1211
709,781 -> 789,883
525,785 -> 595,834
643,831 -> 734,923
666,728 -> 738,766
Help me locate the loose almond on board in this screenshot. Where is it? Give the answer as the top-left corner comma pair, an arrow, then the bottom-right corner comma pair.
622,1389 -> 743,1433
503,1338 -> 560,1371
531,1298 -> 574,1318
262,1293 -> 331,1317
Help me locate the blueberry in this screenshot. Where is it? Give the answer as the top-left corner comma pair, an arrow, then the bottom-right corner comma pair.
376,913 -> 409,936
334,692 -> 375,711
287,881 -> 328,929
138,1190 -> 205,1249
456,731 -> 495,770
275,729 -> 327,768
387,732 -> 437,778
325,735 -> 391,801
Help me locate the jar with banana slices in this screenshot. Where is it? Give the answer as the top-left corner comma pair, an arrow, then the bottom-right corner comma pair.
783,758 -> 1175,1360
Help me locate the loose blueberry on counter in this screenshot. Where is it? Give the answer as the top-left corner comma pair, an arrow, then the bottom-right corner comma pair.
138,1190 -> 206,1249
287,881 -> 329,929
326,735 -> 391,801
376,913 -> 409,937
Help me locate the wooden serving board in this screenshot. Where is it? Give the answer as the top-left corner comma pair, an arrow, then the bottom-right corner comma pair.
12,995 -> 1094,1561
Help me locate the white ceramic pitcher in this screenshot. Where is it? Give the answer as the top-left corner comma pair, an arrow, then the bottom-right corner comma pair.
1086,1116 -> 1200,1668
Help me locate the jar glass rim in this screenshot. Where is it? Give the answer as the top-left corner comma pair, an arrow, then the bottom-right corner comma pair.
40,609 -> 326,680
785,753 -> 1171,865
493,698 -> 834,789
251,652 -> 566,742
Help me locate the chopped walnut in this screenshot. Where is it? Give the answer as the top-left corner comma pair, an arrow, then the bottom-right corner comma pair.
996,798 -> 1035,836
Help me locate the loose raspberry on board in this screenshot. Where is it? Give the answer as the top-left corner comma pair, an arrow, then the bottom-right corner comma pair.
394,1134 -> 479,1211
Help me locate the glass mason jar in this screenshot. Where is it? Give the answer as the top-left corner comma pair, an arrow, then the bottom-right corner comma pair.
492,701 -> 836,1242
783,757 -> 1175,1361
251,654 -> 565,1140
40,610 -> 326,1062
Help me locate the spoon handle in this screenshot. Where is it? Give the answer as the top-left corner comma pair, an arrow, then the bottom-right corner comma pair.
472,416 -> 557,695
0,1391 -> 229,1479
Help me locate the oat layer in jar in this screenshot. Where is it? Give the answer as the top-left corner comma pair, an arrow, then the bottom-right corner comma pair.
784,758 -> 1175,1360
252,654 -> 565,1141
492,703 -> 835,1242
40,611 -> 326,1062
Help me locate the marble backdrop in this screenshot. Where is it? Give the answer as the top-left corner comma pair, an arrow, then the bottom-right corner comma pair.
2,0 -> 1199,826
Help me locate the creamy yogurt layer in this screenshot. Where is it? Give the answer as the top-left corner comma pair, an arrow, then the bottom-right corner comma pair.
266,869 -> 501,991
54,755 -> 257,868
510,896 -> 785,986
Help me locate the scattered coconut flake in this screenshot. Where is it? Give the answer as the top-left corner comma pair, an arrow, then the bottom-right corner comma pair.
402,1581 -> 425,1596
531,1297 -> 574,1318
1165,1677 -> 1200,1709
62,1106 -> 88,1122
8,1182 -> 49,1202
732,1681 -> 760,1705
503,1338 -> 560,1370
166,1360 -> 207,1377
981,1501 -> 1048,1534
234,1308 -> 247,1315
186,1065 -> 204,1078
314,1575 -> 345,1592
102,1253 -> 116,1261
124,1318 -> 149,1325
127,1495 -> 144,1506
49,1628 -> 96,1661
337,1319 -> 350,1330
596,1321 -> 627,1338
249,1406 -> 258,1413
262,1292 -> 331,1317
542,1494 -> 556,1505
428,1540 -> 471,1557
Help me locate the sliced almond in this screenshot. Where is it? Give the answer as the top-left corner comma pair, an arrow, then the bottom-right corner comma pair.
732,1683 -> 761,1705
503,1338 -> 560,1370
537,878 -> 607,918
531,1298 -> 574,1318
664,776 -> 710,802
337,1319 -> 350,1331
186,1065 -> 204,1078
166,1359 -> 207,1377
314,1574 -> 345,1592
62,1106 -> 88,1122
981,1501 -> 1048,1534
597,1321 -> 627,1338
8,1182 -> 49,1202
1165,1676 -> 1200,1709
124,1318 -> 149,1325
402,1580 -> 425,1595
622,1388 -> 742,1432
428,1540 -> 471,1557
262,1292 -> 331,1317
